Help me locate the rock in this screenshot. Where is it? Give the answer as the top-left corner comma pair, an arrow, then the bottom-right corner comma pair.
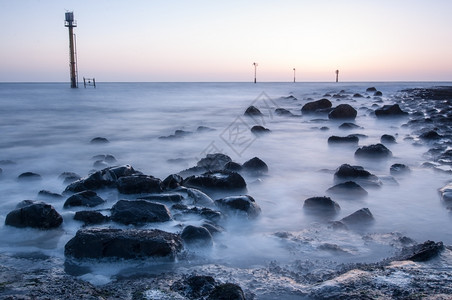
59,172 -> 81,184
74,211 -> 109,225
183,170 -> 247,195
374,91 -> 383,96
340,208 -> 374,225
390,163 -> 411,176
207,283 -> 245,300
172,205 -> 222,222
439,183 -> 452,202
381,134 -> 396,144
244,105 -> 263,116
15,200 -> 37,208
419,130 -> 442,140
355,143 -> 392,159
339,122 -> 361,130
138,193 -> 184,203
38,190 -> 64,200
398,240 -> 444,262
375,104 -> 408,117
215,195 -> 261,219
301,99 -> 332,113
328,104 -> 357,120
90,137 -> 109,144
366,87 -> 377,92
224,161 -> 243,172
328,135 -> 359,145
242,157 -> 268,175
116,175 -> 163,194
171,275 -> 217,299
110,200 -> 172,225
326,181 -> 368,198
197,153 -> 232,171
251,125 -> 271,135
275,108 -> 294,116
334,164 -> 374,179
159,130 -> 193,139
64,190 -> 105,208
5,202 -> 63,229
303,196 -> 340,215
64,168 -> 118,193
353,93 -> 364,98
162,174 -> 184,189
64,228 -> 183,259
202,221 -> 225,235
197,126 -> 216,133
181,225 -> 213,247
17,172 -> 41,181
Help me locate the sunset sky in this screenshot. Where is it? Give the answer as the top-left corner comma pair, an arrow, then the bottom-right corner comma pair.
1,0 -> 451,82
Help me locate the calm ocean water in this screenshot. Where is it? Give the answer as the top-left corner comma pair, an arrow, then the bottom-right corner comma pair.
0,82 -> 451,283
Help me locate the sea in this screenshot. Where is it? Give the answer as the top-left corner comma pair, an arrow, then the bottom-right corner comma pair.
0,82 -> 451,288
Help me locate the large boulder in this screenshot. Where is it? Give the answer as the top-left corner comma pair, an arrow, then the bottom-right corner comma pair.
334,164 -> 381,188
183,170 -> 247,195
196,153 -> 232,171
242,157 -> 268,175
181,225 -> 213,247
215,195 -> 261,219
110,200 -> 172,225
328,135 -> 359,145
64,228 -> 183,259
5,202 -> 63,229
303,196 -> 340,215
301,99 -> 332,114
375,104 -> 408,117
63,190 -> 105,208
328,104 -> 357,120
64,168 -> 117,193
116,175 -> 163,194
355,143 -> 392,159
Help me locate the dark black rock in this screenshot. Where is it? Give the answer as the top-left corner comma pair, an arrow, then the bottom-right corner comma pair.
74,211 -> 109,225
328,104 -> 357,120
224,161 -> 243,172
301,99 -> 332,113
215,195 -> 261,219
64,190 -> 105,208
244,105 -> 263,116
339,122 -> 361,130
5,202 -> 63,229
375,104 -> 408,117
334,164 -> 374,179
18,172 -> 41,181
390,163 -> 411,176
64,228 -> 183,259
90,137 -> 109,144
242,157 -> 268,175
109,165 -> 140,178
353,93 -> 364,98
59,172 -> 81,184
181,225 -> 213,247
340,208 -> 374,225
303,196 -> 340,214
15,200 -> 37,209
116,175 -> 163,194
381,134 -> 396,144
183,170 -> 247,194
64,168 -> 118,193
162,174 -> 184,189
355,143 -> 392,159
207,283 -> 245,300
110,200 -> 172,225
251,125 -> 271,135
38,190 -> 64,200
328,135 -> 359,144
419,130 -> 442,140
202,221 -> 225,235
171,275 -> 217,299
398,240 -> 444,262
138,193 -> 184,203
374,91 -> 383,96
275,108 -> 294,116
326,181 -> 368,197
366,87 -> 377,92
197,153 -> 232,171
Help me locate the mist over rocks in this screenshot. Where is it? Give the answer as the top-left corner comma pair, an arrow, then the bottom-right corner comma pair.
340,208 -> 374,226
90,137 -> 109,144
17,172 -> 42,181
326,181 -> 368,198
181,225 -> 213,248
244,105 -> 263,116
251,125 -> 271,135
214,195 -> 261,219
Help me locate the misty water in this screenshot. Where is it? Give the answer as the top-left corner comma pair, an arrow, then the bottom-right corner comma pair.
1,82 -> 451,288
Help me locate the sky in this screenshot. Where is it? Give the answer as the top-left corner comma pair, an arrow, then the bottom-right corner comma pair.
0,0 -> 451,82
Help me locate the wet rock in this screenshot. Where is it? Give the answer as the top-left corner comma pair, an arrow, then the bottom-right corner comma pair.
338,122 -> 361,130
74,210 -> 109,225
197,126 -> 216,133
355,143 -> 392,159
398,240 -> 444,262
353,93 -> 364,98
326,181 -> 368,198
328,104 -> 357,120
202,221 -> 225,235
197,153 -> 232,171
162,174 -> 184,189
301,99 -> 332,114
366,87 -> 377,92
173,206 -> 222,222
328,135 -> 359,145
17,172 -> 42,181
181,225 -> 213,247
139,193 -> 184,203
64,190 -> 105,208
58,172 -> 81,184
340,208 -> 374,226
159,130 -> 193,139
215,195 -> 261,219
390,163 -> 411,176
110,200 -> 172,225
183,170 -> 247,195
251,125 -> 271,135
334,164 -> 375,180
439,182 -> 452,202
242,157 -> 268,175
375,104 -> 408,117
38,190 -> 64,200
173,187 -> 216,207
172,275 -> 217,299
90,137 -> 109,144
374,91 -> 383,96
224,161 -> 243,172
380,134 -> 396,144
5,202 -> 63,229
116,175 -> 163,194
303,196 -> 340,215
275,108 -> 294,116
15,200 -> 37,208
419,130 -> 442,140
0,159 -> 16,165
208,283 -> 245,300
64,228 -> 183,259
64,168 -> 118,193
244,105 -> 263,116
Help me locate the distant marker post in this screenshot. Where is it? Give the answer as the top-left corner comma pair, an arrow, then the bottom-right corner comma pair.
293,68 -> 296,83
335,69 -> 339,83
253,62 -> 258,83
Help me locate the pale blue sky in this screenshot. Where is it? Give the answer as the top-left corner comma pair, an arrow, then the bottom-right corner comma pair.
1,0 -> 451,82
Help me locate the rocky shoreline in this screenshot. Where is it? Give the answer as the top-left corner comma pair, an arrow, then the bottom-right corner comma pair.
1,86 -> 452,299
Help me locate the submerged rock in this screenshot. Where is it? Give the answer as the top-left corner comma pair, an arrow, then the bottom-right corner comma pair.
381,134 -> 396,144
59,172 -> 82,184
355,143 -> 393,159
328,104 -> 357,120
38,190 -> 64,200
242,157 -> 268,175
5,202 -> 63,229
215,195 -> 261,219
90,137 -> 109,144
17,172 -> 42,181
390,163 -> 411,176
64,228 -> 183,259
64,190 -> 105,208
275,108 -> 294,116
303,196 -> 340,215
74,210 -> 109,225
375,104 -> 408,117
181,225 -> 213,247
334,164 -> 376,181
110,200 -> 172,225
197,153 -> 232,171
326,181 -> 368,198
251,125 -> 271,135
338,122 -> 361,130
366,87 -> 377,92
340,208 -> 374,226
244,105 -> 263,116
328,135 -> 359,145
419,130 -> 442,140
